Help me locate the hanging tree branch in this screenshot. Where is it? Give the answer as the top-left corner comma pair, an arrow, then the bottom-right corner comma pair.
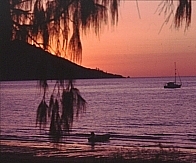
174,0 -> 191,29
157,0 -> 192,33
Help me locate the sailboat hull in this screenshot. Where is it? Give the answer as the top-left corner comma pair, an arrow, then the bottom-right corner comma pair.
164,82 -> 181,88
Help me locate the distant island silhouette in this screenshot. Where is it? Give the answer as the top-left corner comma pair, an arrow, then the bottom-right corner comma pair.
1,40 -> 124,81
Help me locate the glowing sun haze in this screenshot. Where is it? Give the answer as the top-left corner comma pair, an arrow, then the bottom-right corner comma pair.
81,1 -> 196,77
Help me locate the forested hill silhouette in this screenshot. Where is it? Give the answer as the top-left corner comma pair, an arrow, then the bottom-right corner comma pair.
1,40 -> 123,81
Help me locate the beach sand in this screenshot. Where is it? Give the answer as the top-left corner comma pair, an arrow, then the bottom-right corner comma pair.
1,140 -> 196,163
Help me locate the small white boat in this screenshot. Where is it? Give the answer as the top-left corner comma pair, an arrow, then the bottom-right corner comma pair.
164,62 -> 182,89
88,132 -> 110,143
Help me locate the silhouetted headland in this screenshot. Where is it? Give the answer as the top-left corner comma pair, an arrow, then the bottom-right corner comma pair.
1,40 -> 124,81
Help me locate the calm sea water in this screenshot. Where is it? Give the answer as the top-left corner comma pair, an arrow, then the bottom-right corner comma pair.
1,77 -> 196,152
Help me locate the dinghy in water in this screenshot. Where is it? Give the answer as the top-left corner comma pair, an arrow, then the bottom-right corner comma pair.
88,132 -> 110,143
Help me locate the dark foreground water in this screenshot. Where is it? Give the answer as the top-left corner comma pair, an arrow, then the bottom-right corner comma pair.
1,77 -> 196,154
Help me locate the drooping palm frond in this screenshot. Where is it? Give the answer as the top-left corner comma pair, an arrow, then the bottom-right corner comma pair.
35,80 -> 86,140
79,0 -> 108,35
109,0 -> 120,25
157,0 -> 192,31
59,79 -> 86,132
36,99 -> 49,127
37,80 -> 48,99
61,89 -> 74,132
49,99 -> 62,138
73,88 -> 86,118
38,80 -> 48,90
48,94 -> 54,117
68,28 -> 82,63
36,80 -> 49,128
174,0 -> 191,29
77,94 -> 86,115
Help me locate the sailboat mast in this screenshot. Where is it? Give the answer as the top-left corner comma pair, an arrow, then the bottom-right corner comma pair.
174,62 -> 176,84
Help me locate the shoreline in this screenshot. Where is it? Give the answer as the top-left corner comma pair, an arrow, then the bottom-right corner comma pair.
1,140 -> 196,163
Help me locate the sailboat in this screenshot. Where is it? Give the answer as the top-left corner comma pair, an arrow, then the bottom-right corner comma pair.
164,62 -> 182,89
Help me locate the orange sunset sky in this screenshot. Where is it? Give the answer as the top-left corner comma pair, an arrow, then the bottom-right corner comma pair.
80,1 -> 196,77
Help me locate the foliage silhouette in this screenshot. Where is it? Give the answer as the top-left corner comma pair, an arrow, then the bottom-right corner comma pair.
156,0 -> 192,32
36,79 -> 86,140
